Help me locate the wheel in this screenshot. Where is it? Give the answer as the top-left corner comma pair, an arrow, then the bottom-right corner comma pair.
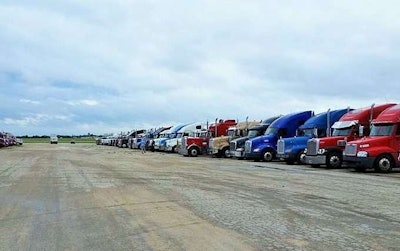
189,147 -> 199,157
326,152 -> 342,168
374,154 -> 393,173
171,146 -> 176,153
262,149 -> 274,162
296,150 -> 306,164
223,147 -> 230,158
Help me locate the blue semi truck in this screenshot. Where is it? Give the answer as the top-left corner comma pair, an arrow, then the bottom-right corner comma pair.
276,108 -> 349,164
244,111 -> 313,161
230,116 -> 281,159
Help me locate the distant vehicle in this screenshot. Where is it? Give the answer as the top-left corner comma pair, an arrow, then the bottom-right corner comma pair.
50,135 -> 58,144
16,138 -> 23,145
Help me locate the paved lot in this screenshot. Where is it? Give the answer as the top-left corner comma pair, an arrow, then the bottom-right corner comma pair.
0,143 -> 399,250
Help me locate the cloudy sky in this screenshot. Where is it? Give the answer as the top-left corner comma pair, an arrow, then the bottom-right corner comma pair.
1,0 -> 399,136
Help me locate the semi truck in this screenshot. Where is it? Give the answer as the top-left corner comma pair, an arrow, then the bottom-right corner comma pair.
179,127 -> 209,157
276,108 -> 348,164
165,122 -> 207,153
244,111 -> 313,161
230,116 -> 281,159
180,119 -> 237,157
153,124 -> 187,151
304,103 -> 396,168
343,104 -> 400,173
146,126 -> 172,151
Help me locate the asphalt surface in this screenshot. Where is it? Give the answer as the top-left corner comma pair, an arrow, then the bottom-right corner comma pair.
0,143 -> 399,250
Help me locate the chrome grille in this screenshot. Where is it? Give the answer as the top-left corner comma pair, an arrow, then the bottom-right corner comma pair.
209,139 -> 214,148
307,139 -> 318,155
245,141 -> 251,153
344,144 -> 357,156
230,142 -> 236,151
277,140 -> 285,154
182,137 -> 187,149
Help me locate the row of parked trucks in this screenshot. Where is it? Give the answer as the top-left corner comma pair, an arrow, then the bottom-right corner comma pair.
98,102 -> 400,173
0,131 -> 20,147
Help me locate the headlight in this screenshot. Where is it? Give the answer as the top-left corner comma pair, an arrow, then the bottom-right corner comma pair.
304,148 -> 307,154
254,148 -> 261,152
318,149 -> 326,155
357,151 -> 368,157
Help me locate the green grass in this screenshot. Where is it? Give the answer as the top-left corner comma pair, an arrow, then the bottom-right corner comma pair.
22,137 -> 96,144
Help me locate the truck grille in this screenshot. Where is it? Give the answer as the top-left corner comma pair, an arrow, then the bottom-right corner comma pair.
277,140 -> 285,154
209,139 -> 214,149
230,142 -> 236,151
344,144 -> 357,156
182,137 -> 187,149
307,139 -> 318,156
245,141 -> 251,153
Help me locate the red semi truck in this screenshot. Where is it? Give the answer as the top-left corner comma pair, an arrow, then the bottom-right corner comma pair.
304,103 -> 396,168
179,119 -> 236,157
343,104 -> 400,173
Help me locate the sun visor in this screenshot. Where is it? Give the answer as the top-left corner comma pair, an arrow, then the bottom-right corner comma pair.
331,120 -> 358,129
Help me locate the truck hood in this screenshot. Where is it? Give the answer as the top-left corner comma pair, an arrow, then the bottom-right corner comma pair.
249,135 -> 277,145
281,136 -> 310,147
210,136 -> 229,144
231,136 -> 249,145
347,136 -> 392,149
317,136 -> 346,149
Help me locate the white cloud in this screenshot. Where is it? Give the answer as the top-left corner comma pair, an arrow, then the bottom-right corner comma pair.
19,99 -> 40,105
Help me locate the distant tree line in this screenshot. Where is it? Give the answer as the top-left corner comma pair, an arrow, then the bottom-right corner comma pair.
19,133 -> 97,138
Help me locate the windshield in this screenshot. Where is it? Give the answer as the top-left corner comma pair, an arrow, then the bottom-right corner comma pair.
264,127 -> 278,136
332,127 -> 352,136
370,124 -> 394,136
300,129 -> 315,137
247,129 -> 261,137
227,130 -> 236,137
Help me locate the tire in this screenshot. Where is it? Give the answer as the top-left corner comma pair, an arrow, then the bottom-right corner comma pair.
222,147 -> 230,158
189,147 -> 199,157
326,152 -> 342,168
262,149 -> 274,162
296,150 -> 306,164
374,154 -> 393,173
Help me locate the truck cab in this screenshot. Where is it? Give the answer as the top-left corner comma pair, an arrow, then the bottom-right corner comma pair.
343,104 -> 400,173
304,103 -> 396,168
230,116 -> 281,159
276,109 -> 348,164
154,124 -> 187,151
147,126 -> 172,151
180,127 -> 210,157
165,122 -> 207,153
245,111 -> 313,161
205,119 -> 239,157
